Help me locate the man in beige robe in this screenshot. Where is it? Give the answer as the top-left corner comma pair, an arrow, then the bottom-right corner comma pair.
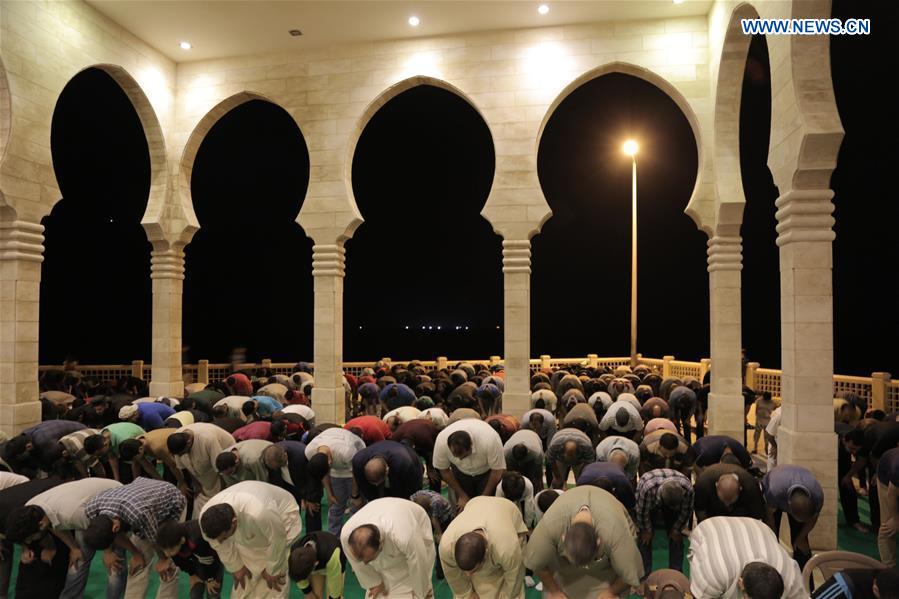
200,480 -> 302,598
524,485 -> 643,598
170,422 -> 235,512
439,495 -> 528,599
216,439 -> 273,487
341,497 -> 435,598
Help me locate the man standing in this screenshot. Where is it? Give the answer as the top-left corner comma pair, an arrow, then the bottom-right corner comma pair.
341,497 -> 435,598
688,517 -> 807,599
634,468 -> 694,573
304,427 -> 366,536
200,480 -> 302,598
694,463 -> 766,523
167,423 -> 235,512
351,440 -> 423,501
761,464 -> 823,569
433,418 -> 506,511
877,446 -> 899,566
524,485 -> 643,598
83,477 -> 186,599
439,495 -> 529,599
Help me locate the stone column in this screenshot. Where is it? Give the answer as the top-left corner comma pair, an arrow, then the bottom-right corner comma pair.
149,245 -> 186,398
311,243 -> 346,424
0,219 -> 43,435
775,188 -> 837,551
502,239 -> 531,417
706,234 -> 745,441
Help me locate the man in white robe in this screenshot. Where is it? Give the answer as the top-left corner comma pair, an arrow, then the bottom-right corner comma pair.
340,497 -> 435,598
200,480 -> 302,598
169,422 -> 235,512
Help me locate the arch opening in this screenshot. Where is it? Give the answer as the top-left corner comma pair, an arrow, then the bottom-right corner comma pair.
533,71 -> 706,360
41,67 -> 153,365
344,84 -> 499,361
182,99 -> 311,364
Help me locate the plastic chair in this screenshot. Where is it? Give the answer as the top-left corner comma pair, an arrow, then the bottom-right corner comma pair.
802,550 -> 887,591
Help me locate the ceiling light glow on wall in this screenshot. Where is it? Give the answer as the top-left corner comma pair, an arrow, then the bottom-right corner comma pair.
408,16 -> 420,27
673,0 -> 685,4
179,41 -> 192,50
538,4 -> 550,15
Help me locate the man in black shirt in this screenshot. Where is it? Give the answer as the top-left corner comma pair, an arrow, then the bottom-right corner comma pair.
157,520 -> 223,599
0,476 -> 66,599
694,463 -> 766,523
288,530 -> 347,598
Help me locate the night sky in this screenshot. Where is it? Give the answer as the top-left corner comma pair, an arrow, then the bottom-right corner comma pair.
39,0 -> 898,376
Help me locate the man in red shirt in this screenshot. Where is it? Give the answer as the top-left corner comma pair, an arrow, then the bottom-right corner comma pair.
344,416 -> 392,445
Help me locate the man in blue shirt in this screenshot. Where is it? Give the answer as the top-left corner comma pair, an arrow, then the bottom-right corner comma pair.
351,440 -> 423,501
762,464 -> 824,569
119,403 -> 175,432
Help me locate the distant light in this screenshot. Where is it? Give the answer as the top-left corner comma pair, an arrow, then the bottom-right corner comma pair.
358,326 -> 362,330
496,325 -> 500,330
108,218 -> 114,223
537,4 -> 550,15
408,16 -> 420,27
672,0 -> 685,4
465,326 -> 469,330
405,326 -> 409,330
456,326 -> 460,330
421,326 -> 426,330
623,139 -> 639,156
437,326 -> 442,330
179,41 -> 192,50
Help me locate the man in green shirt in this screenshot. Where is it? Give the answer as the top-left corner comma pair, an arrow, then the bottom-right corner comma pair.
83,422 -> 145,482
524,486 -> 643,598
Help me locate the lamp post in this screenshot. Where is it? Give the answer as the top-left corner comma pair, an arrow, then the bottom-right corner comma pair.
623,139 -> 639,367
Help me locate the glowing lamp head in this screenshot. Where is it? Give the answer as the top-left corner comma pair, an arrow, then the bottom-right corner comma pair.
623,139 -> 639,157
538,4 -> 550,15
408,16 -> 420,27
179,41 -> 192,50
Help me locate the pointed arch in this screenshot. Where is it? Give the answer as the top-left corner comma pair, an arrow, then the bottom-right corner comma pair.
342,75 -> 496,240
538,61 -> 708,234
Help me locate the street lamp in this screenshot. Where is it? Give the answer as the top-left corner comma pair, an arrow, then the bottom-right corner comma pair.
623,139 -> 639,367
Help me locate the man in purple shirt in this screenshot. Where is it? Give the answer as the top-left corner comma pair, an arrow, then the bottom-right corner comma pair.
119,402 -> 176,432
762,464 -> 824,569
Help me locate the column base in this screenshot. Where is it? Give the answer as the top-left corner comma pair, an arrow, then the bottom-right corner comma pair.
149,380 -> 186,399
503,391 -> 531,419
777,426 -> 838,551
0,400 -> 42,436
706,392 -> 745,442
311,387 -> 346,425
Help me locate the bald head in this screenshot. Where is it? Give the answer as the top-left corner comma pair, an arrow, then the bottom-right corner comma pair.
454,532 -> 487,572
608,449 -> 628,469
262,444 -> 287,470
788,489 -> 816,522
348,524 -> 381,563
363,457 -> 388,485
563,440 -> 578,461
716,473 -> 741,506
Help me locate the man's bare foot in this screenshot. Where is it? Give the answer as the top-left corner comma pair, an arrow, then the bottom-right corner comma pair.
851,522 -> 870,533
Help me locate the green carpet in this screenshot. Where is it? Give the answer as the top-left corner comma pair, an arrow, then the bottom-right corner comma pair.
9,496 -> 880,598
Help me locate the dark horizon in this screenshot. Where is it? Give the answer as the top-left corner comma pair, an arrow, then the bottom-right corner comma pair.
38,0 -> 899,377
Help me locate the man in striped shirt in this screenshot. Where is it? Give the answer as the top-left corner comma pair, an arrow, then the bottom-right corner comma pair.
688,516 -> 807,599
634,468 -> 694,574
84,478 -> 186,599
58,427 -> 105,477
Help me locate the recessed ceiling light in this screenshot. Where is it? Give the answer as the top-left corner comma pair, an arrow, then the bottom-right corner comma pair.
288,29 -> 303,37
179,41 -> 192,50
673,0 -> 685,4
408,16 -> 420,27
538,4 -> 550,15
